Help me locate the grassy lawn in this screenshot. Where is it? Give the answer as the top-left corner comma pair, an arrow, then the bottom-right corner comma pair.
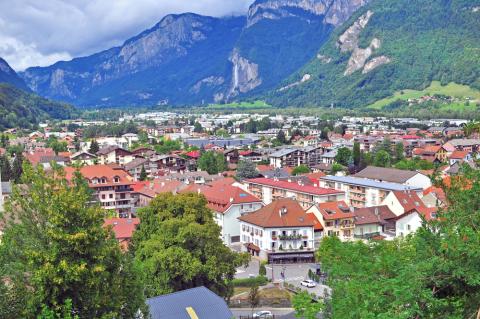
259,287 -> 292,299
368,81 -> 480,109
233,287 -> 251,297
207,100 -> 271,109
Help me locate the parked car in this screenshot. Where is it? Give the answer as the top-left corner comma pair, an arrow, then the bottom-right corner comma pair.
300,279 -> 317,288
253,310 -> 273,318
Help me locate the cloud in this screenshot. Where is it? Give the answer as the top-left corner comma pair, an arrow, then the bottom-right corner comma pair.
0,0 -> 254,71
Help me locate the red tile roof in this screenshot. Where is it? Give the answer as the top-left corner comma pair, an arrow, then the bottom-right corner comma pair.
247,178 -> 342,196
185,150 -> 200,159
64,165 -> 132,187
316,201 -> 355,220
238,199 -> 314,228
131,180 -> 185,198
104,218 -> 140,240
305,213 -> 324,231
392,191 -> 427,213
354,206 -> 396,225
449,150 -> 469,159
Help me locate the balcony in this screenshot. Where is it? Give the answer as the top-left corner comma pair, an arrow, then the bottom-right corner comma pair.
278,234 -> 303,241
340,223 -> 354,229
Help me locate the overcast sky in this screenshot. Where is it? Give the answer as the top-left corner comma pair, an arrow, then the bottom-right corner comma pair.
0,0 -> 254,71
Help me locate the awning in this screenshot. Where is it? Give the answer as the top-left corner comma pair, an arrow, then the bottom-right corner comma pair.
245,243 -> 260,252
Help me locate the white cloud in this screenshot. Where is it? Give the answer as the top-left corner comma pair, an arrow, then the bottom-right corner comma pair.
0,0 -> 254,71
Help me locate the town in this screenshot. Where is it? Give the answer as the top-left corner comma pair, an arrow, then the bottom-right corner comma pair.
0,110 -> 477,318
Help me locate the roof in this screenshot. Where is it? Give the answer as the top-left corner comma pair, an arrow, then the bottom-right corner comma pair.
132,180 -> 185,198
238,198 -> 314,228
64,165 -> 132,186
124,157 -> 149,171
449,150 -> 469,159
305,213 -> 324,231
269,148 -> 297,158
320,175 -> 422,192
353,166 -> 421,183
392,191 -> 430,215
199,184 -> 261,213
316,201 -> 355,220
104,218 -> 140,240
247,178 -> 343,196
354,206 -> 396,225
147,286 -> 233,319
446,138 -> 480,147
97,145 -> 132,156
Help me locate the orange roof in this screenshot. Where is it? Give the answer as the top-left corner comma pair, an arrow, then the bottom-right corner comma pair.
131,180 -> 184,198
317,201 -> 355,220
392,191 -> 431,216
104,218 -> 140,239
201,184 -> 261,213
450,150 -> 469,159
423,145 -> 442,154
305,213 -> 324,231
238,199 -> 314,228
64,165 -> 132,186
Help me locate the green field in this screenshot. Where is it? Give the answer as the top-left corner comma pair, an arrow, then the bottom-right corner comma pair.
368,81 -> 480,109
206,100 -> 271,109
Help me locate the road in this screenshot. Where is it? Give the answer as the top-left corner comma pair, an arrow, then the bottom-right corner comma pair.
231,308 -> 296,319
236,261 -> 331,298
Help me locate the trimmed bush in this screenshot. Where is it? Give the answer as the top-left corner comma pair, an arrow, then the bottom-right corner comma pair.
232,276 -> 269,287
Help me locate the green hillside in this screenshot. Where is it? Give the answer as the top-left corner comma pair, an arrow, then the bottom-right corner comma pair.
368,81 -> 480,109
266,0 -> 480,108
0,84 -> 76,130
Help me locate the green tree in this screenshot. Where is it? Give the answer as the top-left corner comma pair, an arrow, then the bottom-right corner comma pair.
292,164 -> 311,176
353,142 -> 361,167
236,160 -> 259,180
132,193 -> 250,298
259,262 -> 267,277
11,153 -> 23,183
276,130 -> 287,144
317,165 -> 480,318
330,163 -> 344,175
373,150 -> 391,167
0,154 -> 12,181
292,291 -> 324,319
46,136 -> 67,155
335,147 -> 352,166
394,142 -> 405,163
248,285 -> 260,316
0,164 -> 146,318
89,139 -> 99,154
198,151 -> 226,175
139,165 -> 148,181
193,122 -> 203,133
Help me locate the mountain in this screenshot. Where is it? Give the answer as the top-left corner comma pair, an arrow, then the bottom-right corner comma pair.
20,0 -> 368,107
266,0 -> 480,108
0,58 -> 29,91
0,83 -> 76,130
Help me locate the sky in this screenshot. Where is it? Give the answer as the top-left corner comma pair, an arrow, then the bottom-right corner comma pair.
0,0 -> 255,71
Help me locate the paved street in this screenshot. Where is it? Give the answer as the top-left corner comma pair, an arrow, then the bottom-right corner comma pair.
236,261 -> 331,298
231,308 -> 296,319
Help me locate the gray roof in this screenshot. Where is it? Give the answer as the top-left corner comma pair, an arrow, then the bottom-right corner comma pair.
260,168 -> 291,179
447,139 -> 480,147
320,175 -> 422,191
124,157 -> 148,171
322,150 -> 337,158
353,166 -> 422,183
146,286 -> 233,319
1,181 -> 11,194
269,148 -> 296,158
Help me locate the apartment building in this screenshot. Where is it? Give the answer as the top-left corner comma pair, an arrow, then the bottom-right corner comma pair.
353,166 -> 432,190
238,199 -> 315,264
97,146 -> 134,165
269,146 -> 326,168
319,175 -> 423,208
65,165 -> 134,218
306,201 -> 355,242
245,177 -> 345,209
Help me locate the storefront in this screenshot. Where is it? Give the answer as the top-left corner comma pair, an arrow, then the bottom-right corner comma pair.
268,251 -> 315,264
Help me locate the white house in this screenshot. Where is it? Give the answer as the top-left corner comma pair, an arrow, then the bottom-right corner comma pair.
238,198 -> 315,264
395,208 -> 437,237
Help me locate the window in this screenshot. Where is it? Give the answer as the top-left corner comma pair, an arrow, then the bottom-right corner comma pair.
101,194 -> 105,199
109,194 -> 113,199
407,225 -> 411,231
271,231 -> 277,236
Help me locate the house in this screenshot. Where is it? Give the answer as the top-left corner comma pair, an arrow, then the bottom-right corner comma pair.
152,154 -> 187,173
415,145 -> 448,163
194,184 -> 263,245
131,180 -> 185,208
443,138 -> 480,153
381,190 -> 430,217
319,175 -> 423,208
97,146 -> 134,165
70,151 -> 97,165
223,149 -> 239,164
245,177 -> 345,209
146,286 -> 233,319
353,166 -> 432,190
238,199 -> 315,263
306,201 -> 355,242
422,186 -> 446,208
239,150 -> 263,162
395,207 -> 437,237
124,157 -> 158,181
269,146 -> 325,168
353,206 -> 396,239
104,217 -> 140,250
64,165 -> 134,218
448,150 -> 471,166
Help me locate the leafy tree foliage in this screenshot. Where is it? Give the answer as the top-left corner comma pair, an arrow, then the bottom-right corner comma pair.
373,150 -> 391,167
139,165 -> 147,181
0,164 -> 146,318
153,138 -> 183,155
276,130 -> 287,144
292,292 -> 324,319
88,139 -> 99,154
292,164 -> 311,176
198,151 -> 227,174
236,160 -> 259,179
353,142 -> 361,167
317,165 -> 480,318
394,142 -> 405,162
335,147 -> 352,166
193,122 -> 203,133
0,154 -> 11,181
46,136 -> 68,155
132,193 -> 250,298
83,121 -> 138,139
394,157 -> 435,171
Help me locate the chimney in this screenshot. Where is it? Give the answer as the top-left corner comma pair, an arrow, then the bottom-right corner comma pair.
161,182 -> 165,187
374,208 -> 379,216
230,197 -> 234,203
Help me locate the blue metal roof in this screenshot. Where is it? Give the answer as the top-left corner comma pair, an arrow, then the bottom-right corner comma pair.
146,286 -> 233,319
320,175 -> 422,191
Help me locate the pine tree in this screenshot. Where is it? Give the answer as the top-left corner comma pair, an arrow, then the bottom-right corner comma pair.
0,155 -> 12,181
11,153 -> 23,183
89,139 -> 99,154
139,165 -> 148,181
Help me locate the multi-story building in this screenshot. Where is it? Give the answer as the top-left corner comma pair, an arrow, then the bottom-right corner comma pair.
319,175 -> 423,208
269,146 -> 326,168
238,199 -> 315,263
97,146 -> 134,165
353,166 -> 432,190
306,201 -> 355,242
152,154 -> 187,173
124,157 -> 158,181
65,165 -> 134,218
245,177 -> 345,209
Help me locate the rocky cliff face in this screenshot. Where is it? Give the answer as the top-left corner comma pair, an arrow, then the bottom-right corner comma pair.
21,0 -> 370,106
247,0 -> 369,27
